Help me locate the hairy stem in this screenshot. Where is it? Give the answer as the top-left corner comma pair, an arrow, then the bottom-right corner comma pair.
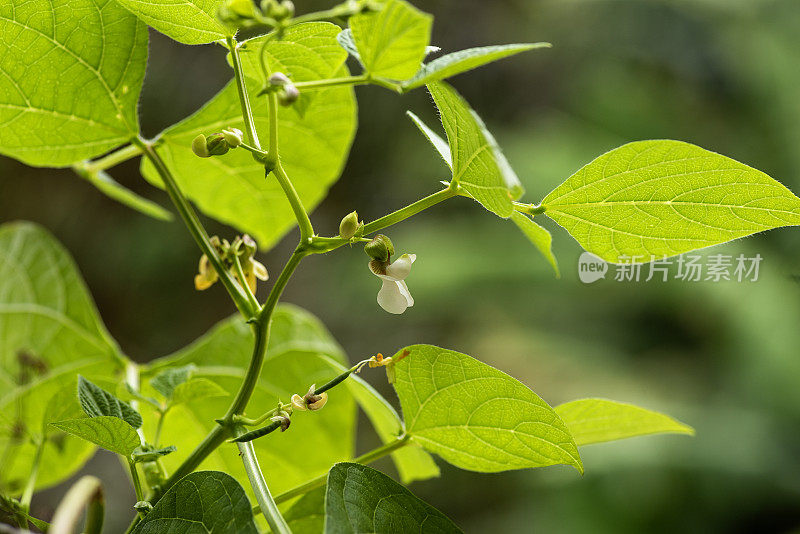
237,429 -> 292,534
135,138 -> 255,318
292,74 -> 370,91
272,164 -> 314,242
50,476 -> 104,534
83,143 -> 143,173
228,36 -> 262,151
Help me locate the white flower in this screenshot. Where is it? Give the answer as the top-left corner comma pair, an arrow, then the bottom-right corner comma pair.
370,254 -> 416,314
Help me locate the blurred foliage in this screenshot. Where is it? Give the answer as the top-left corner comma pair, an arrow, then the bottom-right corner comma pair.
3,0 -> 800,532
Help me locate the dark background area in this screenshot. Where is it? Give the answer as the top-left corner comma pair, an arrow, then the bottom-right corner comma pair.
3,0 -> 800,532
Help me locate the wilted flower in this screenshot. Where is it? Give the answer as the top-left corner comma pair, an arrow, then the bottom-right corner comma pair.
291,385 -> 328,411
369,253 -> 415,314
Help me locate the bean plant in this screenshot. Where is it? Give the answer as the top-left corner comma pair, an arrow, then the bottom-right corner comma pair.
2,0 -> 799,532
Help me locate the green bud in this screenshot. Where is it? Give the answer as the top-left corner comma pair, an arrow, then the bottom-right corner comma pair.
206,133 -> 230,156
268,72 -> 291,86
270,0 -> 294,20
134,501 -> 153,514
222,127 -> 244,147
365,234 -> 394,262
278,83 -> 299,106
339,211 -> 360,239
191,134 -> 210,158
241,234 -> 257,257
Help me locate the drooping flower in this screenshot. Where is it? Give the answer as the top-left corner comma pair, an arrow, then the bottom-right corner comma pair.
290,385 -> 328,411
369,253 -> 416,314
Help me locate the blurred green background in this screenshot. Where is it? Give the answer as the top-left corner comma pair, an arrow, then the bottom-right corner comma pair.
3,0 -> 800,531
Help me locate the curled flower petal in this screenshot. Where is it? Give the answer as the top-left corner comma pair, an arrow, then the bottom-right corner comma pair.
291,394 -> 308,411
385,254 -> 415,280
377,280 -> 414,314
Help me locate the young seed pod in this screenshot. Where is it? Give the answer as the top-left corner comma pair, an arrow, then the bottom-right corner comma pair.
339,211 -> 360,239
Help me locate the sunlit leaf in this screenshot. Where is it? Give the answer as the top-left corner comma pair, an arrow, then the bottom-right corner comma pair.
78,375 -> 142,428
555,398 -> 694,446
0,223 -> 123,493
282,486 -> 325,533
150,364 -> 197,399
0,0 -> 148,166
542,140 -> 800,263
349,0 -> 432,80
116,0 -> 231,45
171,377 -> 229,406
325,463 -> 462,534
51,416 -> 140,457
403,43 -> 549,90
428,81 -> 523,217
142,24 -> 356,250
510,212 -> 560,277
406,111 -> 451,170
132,471 -> 258,534
392,345 -> 583,473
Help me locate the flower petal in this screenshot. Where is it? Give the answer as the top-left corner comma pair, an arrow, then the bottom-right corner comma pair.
377,280 -> 412,314
386,254 -> 416,280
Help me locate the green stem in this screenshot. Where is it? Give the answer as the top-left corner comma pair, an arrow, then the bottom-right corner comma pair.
513,201 -> 546,216
135,138 -> 255,318
129,461 -> 144,503
83,143 -> 143,172
292,74 -> 369,91
153,409 -> 167,448
272,164 -> 314,242
236,430 -> 292,534
289,3 -> 361,25
228,36 -> 262,151
265,436 -> 411,508
19,437 -> 44,509
232,253 -> 261,312
267,90 -> 279,161
50,476 -> 104,534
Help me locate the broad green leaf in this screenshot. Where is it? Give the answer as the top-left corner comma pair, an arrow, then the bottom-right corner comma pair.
542,140 -> 800,263
406,111 -> 451,169
131,471 -> 258,534
74,167 -> 173,221
150,364 -> 197,399
555,398 -> 694,447
403,43 -> 550,91
349,0 -> 433,80
51,416 -> 140,457
325,463 -> 463,534
319,356 -> 440,484
428,82 -> 523,217
78,375 -> 142,428
337,28 -> 439,67
392,345 -> 583,473
115,0 -> 231,45
0,0 -> 148,166
171,377 -> 228,406
0,223 -> 123,493
140,306 -> 356,497
510,212 -> 560,277
142,25 -> 356,250
131,445 -> 177,463
236,23 -> 348,117
282,486 -> 325,533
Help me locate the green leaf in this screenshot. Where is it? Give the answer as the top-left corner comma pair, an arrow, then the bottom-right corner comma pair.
142,24 -> 357,250
325,463 -> 463,534
51,416 -> 140,457
542,140 -> 800,263
403,43 -> 550,90
115,0 -> 231,45
392,345 -> 583,473
236,23 -> 348,117
406,111 -> 451,169
510,212 -> 560,277
150,364 -> 197,399
0,0 -> 148,166
140,306 -> 356,497
78,375 -> 142,428
282,487 -> 325,533
0,222 -> 123,493
74,167 -> 172,221
555,398 -> 694,447
131,471 -> 258,534
131,445 -> 177,463
349,0 -> 433,80
321,358 -> 439,484
428,81 -> 523,217
171,377 -> 229,406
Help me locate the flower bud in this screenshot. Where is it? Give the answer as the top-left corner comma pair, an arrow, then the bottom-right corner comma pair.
192,134 -> 210,158
277,84 -> 299,106
134,501 -> 153,514
205,133 -> 230,156
270,0 -> 294,20
291,385 -> 328,411
270,411 -> 291,432
364,234 -> 394,262
339,211 -> 360,239
268,72 -> 291,87
222,127 -> 244,147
